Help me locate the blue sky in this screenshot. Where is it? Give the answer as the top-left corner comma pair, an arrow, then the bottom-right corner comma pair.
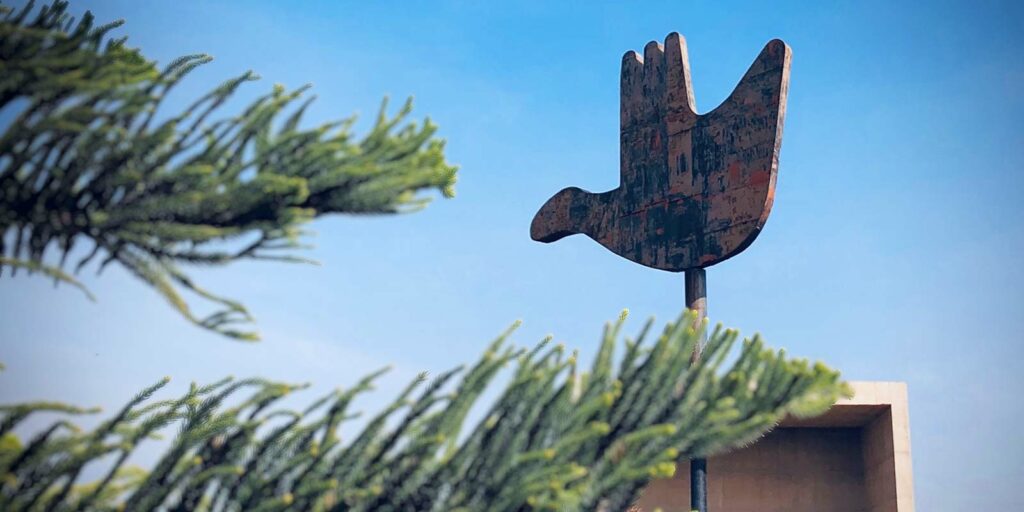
1,0 -> 1022,509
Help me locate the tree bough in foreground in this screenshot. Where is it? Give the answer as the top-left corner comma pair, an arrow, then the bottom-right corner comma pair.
0,1 -> 458,339
0,310 -> 850,511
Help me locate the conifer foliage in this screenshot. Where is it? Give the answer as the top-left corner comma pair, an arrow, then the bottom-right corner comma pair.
0,1 -> 458,339
0,311 -> 849,511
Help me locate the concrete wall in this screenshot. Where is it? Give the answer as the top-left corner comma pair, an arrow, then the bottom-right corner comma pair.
637,427 -> 868,512
634,381 -> 914,512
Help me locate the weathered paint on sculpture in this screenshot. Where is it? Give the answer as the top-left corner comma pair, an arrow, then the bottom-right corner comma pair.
531,33 -> 791,271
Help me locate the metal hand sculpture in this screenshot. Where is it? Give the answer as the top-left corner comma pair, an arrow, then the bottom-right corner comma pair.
531,33 -> 791,271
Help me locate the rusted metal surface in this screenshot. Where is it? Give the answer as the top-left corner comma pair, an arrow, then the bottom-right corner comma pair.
531,33 -> 790,271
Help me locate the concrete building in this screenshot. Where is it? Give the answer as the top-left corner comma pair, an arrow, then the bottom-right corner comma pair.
636,381 -> 914,512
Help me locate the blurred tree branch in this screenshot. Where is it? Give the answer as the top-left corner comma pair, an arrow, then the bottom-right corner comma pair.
0,0 -> 458,340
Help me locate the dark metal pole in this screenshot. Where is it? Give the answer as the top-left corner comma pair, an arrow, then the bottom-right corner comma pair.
685,268 -> 707,512
690,458 -> 707,512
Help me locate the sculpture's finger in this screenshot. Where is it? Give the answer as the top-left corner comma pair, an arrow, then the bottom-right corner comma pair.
620,50 -> 645,131
664,32 -> 697,129
664,32 -> 699,191
642,40 -> 666,96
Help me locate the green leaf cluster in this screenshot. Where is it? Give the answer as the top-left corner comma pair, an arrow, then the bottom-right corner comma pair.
0,310 -> 850,511
0,1 -> 458,339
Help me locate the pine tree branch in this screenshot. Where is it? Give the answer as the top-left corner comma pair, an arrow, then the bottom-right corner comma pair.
0,1 -> 459,340
0,310 -> 850,511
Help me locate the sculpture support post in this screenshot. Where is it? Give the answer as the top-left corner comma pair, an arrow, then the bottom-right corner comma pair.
685,268 -> 707,512
530,33 -> 790,512
685,269 -> 707,352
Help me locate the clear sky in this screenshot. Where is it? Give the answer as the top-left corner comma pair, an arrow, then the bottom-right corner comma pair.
1,0 -> 1022,509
